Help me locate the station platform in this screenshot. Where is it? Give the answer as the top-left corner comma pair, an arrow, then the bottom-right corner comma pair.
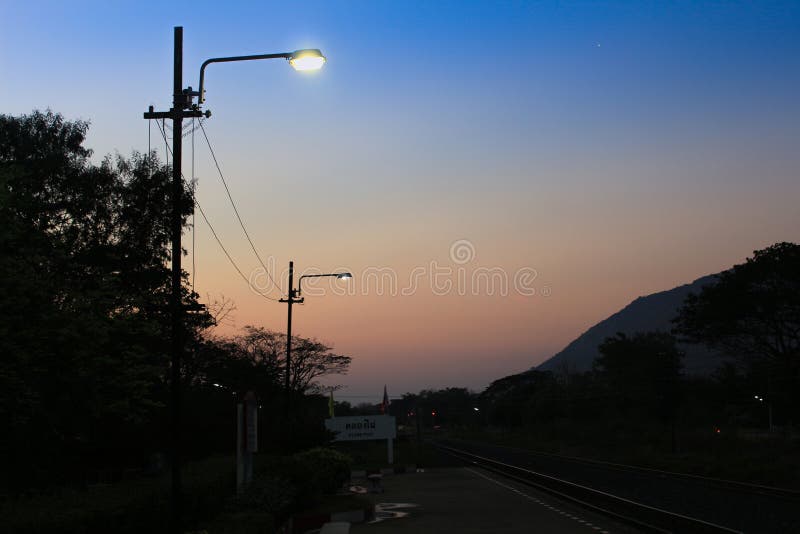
350,467 -> 640,534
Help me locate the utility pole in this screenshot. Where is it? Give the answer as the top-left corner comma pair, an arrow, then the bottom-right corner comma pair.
278,265 -> 349,448
280,260 -> 304,445
141,26 -> 323,531
143,26 -> 205,534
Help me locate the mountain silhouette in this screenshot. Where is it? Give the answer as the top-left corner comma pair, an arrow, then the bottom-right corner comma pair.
537,274 -> 727,375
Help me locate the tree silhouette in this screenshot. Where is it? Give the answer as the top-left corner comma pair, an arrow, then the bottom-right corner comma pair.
0,110 -> 205,491
595,332 -> 683,421
189,326 -> 351,397
674,242 -> 800,424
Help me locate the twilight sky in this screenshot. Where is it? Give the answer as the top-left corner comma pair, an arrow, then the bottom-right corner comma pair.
2,1 -> 799,401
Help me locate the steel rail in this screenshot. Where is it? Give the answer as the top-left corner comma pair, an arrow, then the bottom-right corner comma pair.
441,438 -> 800,501
433,442 -> 743,534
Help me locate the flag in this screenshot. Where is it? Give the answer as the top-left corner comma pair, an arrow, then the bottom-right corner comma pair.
381,385 -> 389,414
328,389 -> 335,418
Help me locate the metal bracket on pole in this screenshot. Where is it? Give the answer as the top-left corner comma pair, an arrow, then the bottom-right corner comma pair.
144,108 -> 208,120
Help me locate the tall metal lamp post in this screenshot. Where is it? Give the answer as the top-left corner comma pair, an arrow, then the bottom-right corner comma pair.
280,262 -> 351,401
143,27 -> 325,533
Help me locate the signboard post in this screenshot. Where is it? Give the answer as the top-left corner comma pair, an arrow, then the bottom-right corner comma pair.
325,415 -> 397,464
236,391 -> 258,493
236,403 -> 243,492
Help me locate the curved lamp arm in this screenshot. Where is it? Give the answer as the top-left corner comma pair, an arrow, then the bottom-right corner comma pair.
297,272 -> 352,296
196,48 -> 325,105
197,52 -> 291,104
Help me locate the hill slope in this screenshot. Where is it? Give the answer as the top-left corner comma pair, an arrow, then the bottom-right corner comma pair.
537,274 -> 726,375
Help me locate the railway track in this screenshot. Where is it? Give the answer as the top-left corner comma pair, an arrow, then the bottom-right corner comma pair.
431,440 -> 800,533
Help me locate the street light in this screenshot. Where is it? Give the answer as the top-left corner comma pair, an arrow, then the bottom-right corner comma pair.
289,49 -> 327,71
279,262 -> 350,449
298,271 -> 354,294
197,48 -> 325,104
143,27 -> 325,534
280,263 -> 352,395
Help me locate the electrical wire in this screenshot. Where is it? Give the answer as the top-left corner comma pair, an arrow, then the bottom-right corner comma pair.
197,120 -> 283,296
152,119 -> 279,302
162,118 -> 168,167
157,119 -> 278,302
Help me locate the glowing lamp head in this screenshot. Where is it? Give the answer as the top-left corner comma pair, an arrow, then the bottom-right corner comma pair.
336,272 -> 353,280
289,49 -> 326,71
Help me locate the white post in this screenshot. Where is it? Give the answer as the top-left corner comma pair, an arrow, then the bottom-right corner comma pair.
236,403 -> 244,493
387,437 -> 394,465
244,392 -> 257,485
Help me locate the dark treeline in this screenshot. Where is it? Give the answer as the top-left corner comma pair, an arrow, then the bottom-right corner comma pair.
0,111 -> 350,497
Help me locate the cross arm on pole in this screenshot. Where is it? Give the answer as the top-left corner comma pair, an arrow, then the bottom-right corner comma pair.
143,108 -> 208,120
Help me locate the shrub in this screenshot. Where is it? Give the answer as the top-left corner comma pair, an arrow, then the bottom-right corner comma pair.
234,474 -> 297,517
292,448 -> 352,495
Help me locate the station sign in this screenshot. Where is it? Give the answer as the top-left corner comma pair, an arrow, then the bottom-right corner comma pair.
325,415 -> 396,442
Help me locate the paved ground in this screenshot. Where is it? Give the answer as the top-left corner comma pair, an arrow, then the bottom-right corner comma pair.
350,467 -> 642,534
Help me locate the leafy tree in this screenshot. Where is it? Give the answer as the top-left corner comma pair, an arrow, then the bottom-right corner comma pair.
288,335 -> 351,394
480,370 -> 564,427
189,326 -> 352,397
0,110 -> 357,484
674,242 -> 800,424
595,332 -> 683,423
189,330 -> 282,400
0,110 -> 205,490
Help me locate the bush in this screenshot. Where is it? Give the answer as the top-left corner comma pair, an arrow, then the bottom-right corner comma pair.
217,449 -> 352,531
234,474 -> 297,517
292,448 -> 352,495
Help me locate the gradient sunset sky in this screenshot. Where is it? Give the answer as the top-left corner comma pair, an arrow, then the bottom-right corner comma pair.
2,1 -> 799,401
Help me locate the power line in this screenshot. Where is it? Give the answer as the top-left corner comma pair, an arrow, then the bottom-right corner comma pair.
152,119 -> 279,302
194,196 -> 278,302
156,120 -> 278,302
162,118 -> 168,167
197,120 -> 283,297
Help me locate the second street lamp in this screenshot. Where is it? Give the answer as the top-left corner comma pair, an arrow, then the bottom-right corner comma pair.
280,262 -> 352,404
